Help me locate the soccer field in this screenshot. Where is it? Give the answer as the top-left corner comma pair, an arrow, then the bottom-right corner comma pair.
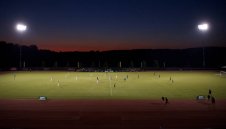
0,71 -> 225,100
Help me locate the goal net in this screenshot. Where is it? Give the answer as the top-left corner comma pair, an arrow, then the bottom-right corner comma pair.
218,71 -> 226,77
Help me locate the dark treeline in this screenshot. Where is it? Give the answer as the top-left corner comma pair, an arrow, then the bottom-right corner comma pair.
0,41 -> 226,70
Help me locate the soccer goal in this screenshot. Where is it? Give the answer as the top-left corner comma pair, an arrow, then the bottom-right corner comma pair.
219,71 -> 226,77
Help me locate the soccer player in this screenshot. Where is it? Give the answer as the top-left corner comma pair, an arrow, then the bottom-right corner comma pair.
165,97 -> 168,104
161,96 -> 165,101
96,77 -> 99,84
57,80 -> 60,87
209,89 -> 212,95
13,74 -> 16,80
207,94 -> 210,101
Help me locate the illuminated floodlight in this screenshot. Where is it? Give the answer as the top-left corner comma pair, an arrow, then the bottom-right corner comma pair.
198,23 -> 209,31
16,23 -> 27,32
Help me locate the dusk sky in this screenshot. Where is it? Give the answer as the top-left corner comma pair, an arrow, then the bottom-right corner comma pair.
0,0 -> 226,51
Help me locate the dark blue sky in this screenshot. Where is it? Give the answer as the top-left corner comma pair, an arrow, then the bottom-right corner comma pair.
0,0 -> 226,51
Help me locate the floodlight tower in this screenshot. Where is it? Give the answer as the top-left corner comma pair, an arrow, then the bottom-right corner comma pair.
16,23 -> 27,69
197,23 -> 209,68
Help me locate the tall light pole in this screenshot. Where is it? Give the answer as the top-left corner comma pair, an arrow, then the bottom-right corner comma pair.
16,23 -> 27,69
197,23 -> 209,68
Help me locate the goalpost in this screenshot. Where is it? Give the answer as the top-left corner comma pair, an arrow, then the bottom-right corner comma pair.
219,71 -> 226,77
216,66 -> 226,77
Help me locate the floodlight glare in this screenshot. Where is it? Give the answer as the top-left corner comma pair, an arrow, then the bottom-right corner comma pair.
16,23 -> 27,32
198,23 -> 209,31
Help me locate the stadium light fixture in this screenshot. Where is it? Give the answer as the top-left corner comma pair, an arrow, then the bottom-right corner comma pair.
197,23 -> 209,32
16,23 -> 27,32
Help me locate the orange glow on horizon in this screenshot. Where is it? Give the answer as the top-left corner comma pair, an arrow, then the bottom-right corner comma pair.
36,39 -> 188,52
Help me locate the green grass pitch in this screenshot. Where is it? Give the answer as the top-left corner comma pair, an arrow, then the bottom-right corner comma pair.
0,71 -> 225,100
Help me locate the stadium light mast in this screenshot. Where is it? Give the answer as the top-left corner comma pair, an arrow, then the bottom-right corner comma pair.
16,23 -> 27,69
197,22 -> 209,68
